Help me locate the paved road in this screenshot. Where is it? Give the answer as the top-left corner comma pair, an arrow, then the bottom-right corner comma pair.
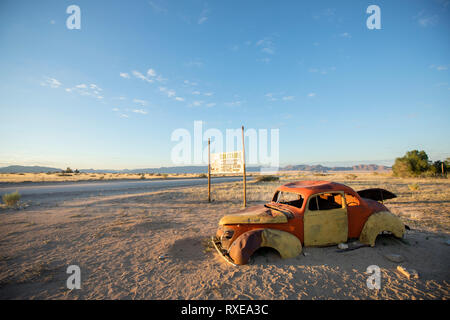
0,177 -> 245,204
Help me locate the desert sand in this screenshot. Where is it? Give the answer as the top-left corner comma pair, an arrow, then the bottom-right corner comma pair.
0,172 -> 449,299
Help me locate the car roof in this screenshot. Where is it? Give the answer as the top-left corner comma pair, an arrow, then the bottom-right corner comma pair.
276,180 -> 355,197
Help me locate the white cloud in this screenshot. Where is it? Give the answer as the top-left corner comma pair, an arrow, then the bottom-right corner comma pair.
147,69 -> 156,77
132,109 -> 148,115
148,0 -> 167,14
256,37 -> 275,55
112,108 -> 119,112
192,91 -> 201,95
185,60 -> 203,68
175,97 -> 185,102
282,96 -> 295,101
258,57 -> 271,63
206,103 -> 216,107
76,84 -> 87,89
41,77 -> 61,88
225,100 -> 243,107
133,99 -> 148,106
167,89 -> 176,97
198,8 -> 209,24
204,92 -> 214,96
415,11 -> 438,27
339,32 -> 351,38
120,114 -> 129,118
132,70 -> 153,83
120,72 -> 130,79
192,101 -> 204,107
309,66 -> 336,75
184,80 -> 198,86
307,93 -> 316,98
430,64 -> 448,71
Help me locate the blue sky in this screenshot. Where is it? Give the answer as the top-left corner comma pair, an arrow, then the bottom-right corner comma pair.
0,0 -> 449,169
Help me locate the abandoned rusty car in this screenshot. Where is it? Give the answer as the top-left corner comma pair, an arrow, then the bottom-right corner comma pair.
212,181 -> 405,265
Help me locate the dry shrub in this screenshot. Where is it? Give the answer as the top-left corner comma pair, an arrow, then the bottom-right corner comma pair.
2,191 -> 21,206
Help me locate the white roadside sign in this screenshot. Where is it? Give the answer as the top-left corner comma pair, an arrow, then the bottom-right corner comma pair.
210,151 -> 243,174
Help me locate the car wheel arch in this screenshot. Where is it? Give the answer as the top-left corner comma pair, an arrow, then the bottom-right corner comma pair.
359,211 -> 405,247
228,228 -> 302,265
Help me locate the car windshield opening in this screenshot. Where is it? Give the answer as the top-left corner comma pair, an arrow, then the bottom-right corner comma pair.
274,191 -> 304,209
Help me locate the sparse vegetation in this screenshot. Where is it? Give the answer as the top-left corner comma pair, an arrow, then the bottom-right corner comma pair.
255,175 -> 280,183
408,183 -> 420,191
2,191 -> 21,206
345,174 -> 358,180
198,173 -> 207,178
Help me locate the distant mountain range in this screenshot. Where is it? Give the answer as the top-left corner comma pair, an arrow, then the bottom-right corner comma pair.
0,164 -> 391,174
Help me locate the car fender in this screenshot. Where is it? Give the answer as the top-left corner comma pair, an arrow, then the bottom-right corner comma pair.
359,211 -> 405,247
228,228 -> 302,265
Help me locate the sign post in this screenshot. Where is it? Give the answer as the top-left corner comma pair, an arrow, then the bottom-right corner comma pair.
241,126 -> 246,207
209,126 -> 246,207
208,138 -> 211,202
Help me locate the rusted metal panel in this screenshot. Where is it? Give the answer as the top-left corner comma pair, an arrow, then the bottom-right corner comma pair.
219,205 -> 287,225
228,229 -> 263,265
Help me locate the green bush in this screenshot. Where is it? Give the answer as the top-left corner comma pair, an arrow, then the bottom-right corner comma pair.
345,174 -> 358,180
198,173 -> 207,178
255,175 -> 280,183
392,150 -> 431,177
2,191 -> 21,206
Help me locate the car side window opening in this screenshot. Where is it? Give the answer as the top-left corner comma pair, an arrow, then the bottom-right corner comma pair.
344,193 -> 360,207
308,193 -> 344,211
275,191 -> 304,208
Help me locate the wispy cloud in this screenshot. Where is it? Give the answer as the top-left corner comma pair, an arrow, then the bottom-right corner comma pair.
41,77 -> 61,88
225,100 -> 244,107
175,97 -> 185,102
191,100 -> 204,107
183,80 -> 198,86
148,0 -> 168,14
65,83 -> 104,100
132,109 -> 148,115
339,32 -> 351,39
120,72 -> 130,79
309,66 -> 336,75
132,70 -> 153,83
256,37 -> 275,55
133,99 -> 148,106
198,8 -> 209,24
415,11 -> 438,27
206,102 -> 216,107
282,96 -> 295,101
430,64 -> 448,71
185,60 -> 203,68
307,92 -> 316,98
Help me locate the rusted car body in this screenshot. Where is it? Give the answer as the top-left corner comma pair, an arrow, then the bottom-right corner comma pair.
212,181 -> 405,266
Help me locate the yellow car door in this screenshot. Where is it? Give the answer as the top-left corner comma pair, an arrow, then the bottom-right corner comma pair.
304,192 -> 348,246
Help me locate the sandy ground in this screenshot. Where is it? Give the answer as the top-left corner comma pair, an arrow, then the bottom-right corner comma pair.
0,172 -> 449,299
